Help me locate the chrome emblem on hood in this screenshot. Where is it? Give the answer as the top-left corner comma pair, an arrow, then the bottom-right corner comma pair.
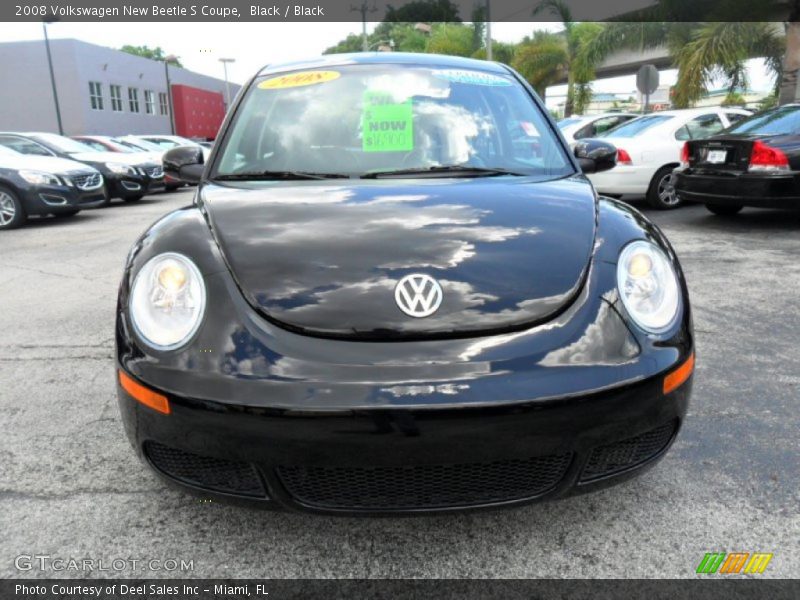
394,274 -> 443,318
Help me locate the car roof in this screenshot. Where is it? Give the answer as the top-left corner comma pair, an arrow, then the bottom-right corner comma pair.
257,52 -> 511,77
636,107 -> 749,118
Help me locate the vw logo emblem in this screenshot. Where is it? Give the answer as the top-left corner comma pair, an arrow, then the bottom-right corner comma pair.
394,273 -> 443,318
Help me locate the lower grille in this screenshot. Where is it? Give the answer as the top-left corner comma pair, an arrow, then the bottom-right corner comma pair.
144,442 -> 265,497
277,453 -> 572,510
580,420 -> 677,482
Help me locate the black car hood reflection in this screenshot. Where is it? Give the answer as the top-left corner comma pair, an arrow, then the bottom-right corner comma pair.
199,175 -> 596,340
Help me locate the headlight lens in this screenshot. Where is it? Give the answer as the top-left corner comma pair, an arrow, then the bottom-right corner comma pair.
105,162 -> 135,175
129,253 -> 206,350
19,170 -> 61,185
616,240 -> 680,333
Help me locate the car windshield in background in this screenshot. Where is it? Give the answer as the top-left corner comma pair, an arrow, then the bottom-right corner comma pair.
600,115 -> 673,138
725,105 -> 800,135
557,117 -> 583,128
214,66 -> 572,179
35,134 -> 98,154
118,138 -> 160,152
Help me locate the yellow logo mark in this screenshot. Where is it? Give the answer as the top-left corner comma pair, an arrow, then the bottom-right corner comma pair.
744,553 -> 773,574
258,70 -> 340,90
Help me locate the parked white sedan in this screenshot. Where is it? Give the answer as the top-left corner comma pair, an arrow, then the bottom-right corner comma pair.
587,107 -> 751,208
557,113 -> 639,145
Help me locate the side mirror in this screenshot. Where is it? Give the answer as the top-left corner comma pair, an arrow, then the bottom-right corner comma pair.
163,146 -> 204,184
574,139 -> 617,174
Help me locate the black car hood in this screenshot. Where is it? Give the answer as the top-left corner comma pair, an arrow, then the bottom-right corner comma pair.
200,176 -> 597,339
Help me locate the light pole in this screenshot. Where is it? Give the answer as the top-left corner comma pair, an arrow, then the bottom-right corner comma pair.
163,54 -> 178,134
218,58 -> 235,108
42,21 -> 63,135
351,2 -> 377,51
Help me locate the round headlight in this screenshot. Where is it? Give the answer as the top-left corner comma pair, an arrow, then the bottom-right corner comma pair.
129,253 -> 206,350
616,240 -> 680,333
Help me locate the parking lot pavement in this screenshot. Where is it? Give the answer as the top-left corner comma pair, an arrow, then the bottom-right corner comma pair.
0,192 -> 798,579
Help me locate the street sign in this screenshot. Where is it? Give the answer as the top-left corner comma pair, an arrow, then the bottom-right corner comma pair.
636,65 -> 659,95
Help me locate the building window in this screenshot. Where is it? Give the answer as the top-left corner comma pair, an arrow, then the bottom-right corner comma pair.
158,92 -> 169,116
88,81 -> 103,110
128,88 -> 139,113
144,90 -> 155,115
110,85 -> 123,112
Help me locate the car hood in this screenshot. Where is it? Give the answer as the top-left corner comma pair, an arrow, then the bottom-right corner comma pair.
68,151 -> 153,166
0,154 -> 97,174
200,176 -> 597,340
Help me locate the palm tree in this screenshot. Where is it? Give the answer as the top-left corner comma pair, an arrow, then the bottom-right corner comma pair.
514,0 -> 602,115
584,2 -> 786,108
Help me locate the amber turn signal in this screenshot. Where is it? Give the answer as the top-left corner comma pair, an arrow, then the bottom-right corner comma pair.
663,352 -> 695,395
118,370 -> 170,414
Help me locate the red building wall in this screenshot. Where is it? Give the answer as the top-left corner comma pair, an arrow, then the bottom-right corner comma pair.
170,84 -> 226,139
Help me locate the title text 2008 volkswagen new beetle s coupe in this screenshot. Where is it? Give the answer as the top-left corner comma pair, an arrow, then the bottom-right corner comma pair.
116,54 -> 694,514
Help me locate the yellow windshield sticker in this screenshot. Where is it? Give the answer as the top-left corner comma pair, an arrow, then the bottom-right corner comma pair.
258,70 -> 340,90
362,91 -> 414,153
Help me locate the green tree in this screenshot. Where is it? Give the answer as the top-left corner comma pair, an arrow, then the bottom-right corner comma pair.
425,23 -> 474,57
323,33 -> 367,55
120,45 -> 182,66
721,91 -> 746,106
472,41 -> 516,65
513,2 -> 602,114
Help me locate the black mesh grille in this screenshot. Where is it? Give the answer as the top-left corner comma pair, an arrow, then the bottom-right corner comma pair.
144,442 -> 265,497
277,454 -> 572,510
580,421 -> 677,482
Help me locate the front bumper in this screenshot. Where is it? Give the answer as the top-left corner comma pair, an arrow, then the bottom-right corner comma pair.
674,169 -> 800,209
20,180 -> 107,215
106,167 -> 165,198
117,370 -> 690,514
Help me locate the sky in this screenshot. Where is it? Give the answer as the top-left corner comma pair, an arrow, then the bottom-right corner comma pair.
0,21 -> 776,107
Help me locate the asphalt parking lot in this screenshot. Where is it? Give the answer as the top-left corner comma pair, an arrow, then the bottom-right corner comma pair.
1,191 -> 798,579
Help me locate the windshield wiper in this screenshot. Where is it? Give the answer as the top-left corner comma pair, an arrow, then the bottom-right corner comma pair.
215,170 -> 349,181
361,165 -> 526,179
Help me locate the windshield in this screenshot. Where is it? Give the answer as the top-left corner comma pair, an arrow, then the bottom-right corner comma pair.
725,106 -> 800,135
600,115 -> 673,138
34,134 -> 99,154
118,138 -> 161,152
214,65 -> 572,179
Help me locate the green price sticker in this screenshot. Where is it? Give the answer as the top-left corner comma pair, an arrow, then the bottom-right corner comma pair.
362,91 -> 414,152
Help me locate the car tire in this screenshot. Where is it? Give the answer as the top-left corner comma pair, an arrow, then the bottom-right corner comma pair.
0,185 -> 27,230
705,203 -> 743,216
646,166 -> 682,210
124,195 -> 145,202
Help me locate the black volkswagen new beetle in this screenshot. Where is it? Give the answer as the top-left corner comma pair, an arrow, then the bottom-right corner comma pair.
116,54 -> 694,513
